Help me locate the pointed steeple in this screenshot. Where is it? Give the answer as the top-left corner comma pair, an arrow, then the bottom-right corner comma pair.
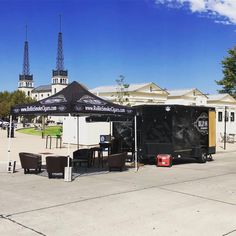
52,14 -> 68,77
51,15 -> 68,95
56,31 -> 64,71
56,15 -> 64,71
18,25 -> 34,96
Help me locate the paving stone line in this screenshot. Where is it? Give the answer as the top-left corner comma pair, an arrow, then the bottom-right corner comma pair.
222,229 -> 236,236
6,171 -> 236,218
1,214 -> 47,236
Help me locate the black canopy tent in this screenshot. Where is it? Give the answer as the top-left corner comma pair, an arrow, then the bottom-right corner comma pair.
11,81 -> 134,117
10,81 -> 138,180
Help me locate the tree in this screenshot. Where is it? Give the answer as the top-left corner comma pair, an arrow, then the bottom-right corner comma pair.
0,90 -> 35,120
114,75 -> 130,105
216,46 -> 236,97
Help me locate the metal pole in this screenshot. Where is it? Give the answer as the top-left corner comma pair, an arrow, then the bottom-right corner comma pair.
7,115 -> 13,172
67,114 -> 71,162
42,115 -> 45,139
64,113 -> 72,182
77,115 -> 80,149
224,106 -> 227,150
134,115 -> 138,172
109,119 -> 112,139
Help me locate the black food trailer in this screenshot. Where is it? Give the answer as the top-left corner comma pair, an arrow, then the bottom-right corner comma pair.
113,105 -> 216,164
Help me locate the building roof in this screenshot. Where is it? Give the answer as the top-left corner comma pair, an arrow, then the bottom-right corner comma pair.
207,93 -> 236,103
32,85 -> 52,93
167,88 -> 207,97
207,94 -> 229,100
90,82 -> 167,94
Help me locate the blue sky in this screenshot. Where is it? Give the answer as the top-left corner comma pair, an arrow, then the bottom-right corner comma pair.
1,0 -> 236,94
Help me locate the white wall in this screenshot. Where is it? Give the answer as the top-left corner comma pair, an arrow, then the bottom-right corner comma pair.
165,95 -> 207,106
215,107 -> 236,141
165,98 -> 191,105
62,116 -> 110,146
32,91 -> 51,101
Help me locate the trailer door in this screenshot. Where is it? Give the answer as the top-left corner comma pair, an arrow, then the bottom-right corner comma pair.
209,110 -> 216,149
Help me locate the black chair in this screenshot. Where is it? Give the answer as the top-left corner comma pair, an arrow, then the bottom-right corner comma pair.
90,147 -> 104,167
19,152 -> 42,174
73,148 -> 93,169
108,152 -> 127,171
46,156 -> 71,178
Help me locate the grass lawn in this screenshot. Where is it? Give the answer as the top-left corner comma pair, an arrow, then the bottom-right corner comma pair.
17,126 -> 62,137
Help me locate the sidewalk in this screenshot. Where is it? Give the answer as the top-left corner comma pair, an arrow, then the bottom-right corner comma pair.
216,141 -> 236,153
1,129 -> 236,235
0,129 -> 79,170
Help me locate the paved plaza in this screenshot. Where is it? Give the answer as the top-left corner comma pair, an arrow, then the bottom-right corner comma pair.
0,129 -> 236,236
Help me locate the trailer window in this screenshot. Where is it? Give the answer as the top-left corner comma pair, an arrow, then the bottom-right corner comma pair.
218,112 -> 222,122
231,112 -> 235,122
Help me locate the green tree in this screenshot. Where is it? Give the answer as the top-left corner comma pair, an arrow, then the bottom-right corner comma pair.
114,75 -> 130,105
0,90 -> 35,119
216,46 -> 236,97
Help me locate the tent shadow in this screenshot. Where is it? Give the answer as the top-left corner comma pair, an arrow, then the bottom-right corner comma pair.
172,158 -> 199,165
36,162 -> 133,180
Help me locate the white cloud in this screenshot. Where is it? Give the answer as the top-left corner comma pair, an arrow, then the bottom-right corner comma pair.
155,0 -> 236,24
182,0 -> 206,12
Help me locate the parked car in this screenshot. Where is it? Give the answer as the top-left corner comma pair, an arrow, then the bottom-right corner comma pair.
0,120 -> 9,129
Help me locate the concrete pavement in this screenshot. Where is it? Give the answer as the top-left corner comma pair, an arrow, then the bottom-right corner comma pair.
0,129 -> 236,235
0,128 -> 79,170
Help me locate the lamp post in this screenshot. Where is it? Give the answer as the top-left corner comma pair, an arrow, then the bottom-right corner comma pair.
224,106 -> 228,150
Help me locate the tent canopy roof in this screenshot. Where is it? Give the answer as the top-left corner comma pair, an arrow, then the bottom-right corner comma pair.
11,81 -> 135,117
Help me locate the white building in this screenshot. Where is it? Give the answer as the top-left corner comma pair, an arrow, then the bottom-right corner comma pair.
91,83 -> 236,142
90,82 -> 168,106
166,88 -> 208,106
207,94 -> 236,141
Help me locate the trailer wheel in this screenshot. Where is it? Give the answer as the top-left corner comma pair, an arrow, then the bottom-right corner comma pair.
198,150 -> 207,163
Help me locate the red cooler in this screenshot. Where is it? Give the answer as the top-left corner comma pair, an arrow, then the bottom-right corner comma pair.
157,154 -> 172,167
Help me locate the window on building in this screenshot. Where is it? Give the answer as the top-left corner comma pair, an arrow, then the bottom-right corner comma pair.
218,112 -> 222,122
231,112 -> 235,122
226,111 -> 229,122
54,88 -> 56,94
48,94 -> 50,97
41,94 -> 43,97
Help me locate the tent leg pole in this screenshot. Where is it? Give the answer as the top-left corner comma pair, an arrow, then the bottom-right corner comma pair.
134,115 -> 138,172
65,113 -> 72,182
42,115 -> 46,139
109,120 -> 112,138
7,115 -> 15,173
77,116 -> 80,149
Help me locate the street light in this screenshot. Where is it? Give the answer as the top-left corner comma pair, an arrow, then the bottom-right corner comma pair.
224,106 -> 228,150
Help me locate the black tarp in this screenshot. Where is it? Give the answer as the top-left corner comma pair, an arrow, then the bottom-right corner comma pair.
11,81 -> 135,117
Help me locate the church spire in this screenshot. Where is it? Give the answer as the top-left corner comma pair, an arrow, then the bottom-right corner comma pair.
56,28 -> 64,71
52,14 -> 67,77
18,25 -> 34,96
22,25 -> 30,76
52,15 -> 68,94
